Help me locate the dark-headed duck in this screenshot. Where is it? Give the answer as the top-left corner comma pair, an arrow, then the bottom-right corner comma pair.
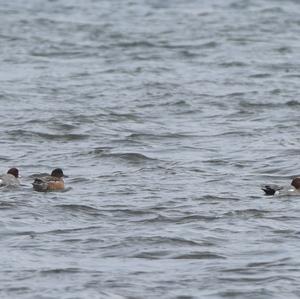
0,168 -> 20,187
262,177 -> 300,196
32,168 -> 65,192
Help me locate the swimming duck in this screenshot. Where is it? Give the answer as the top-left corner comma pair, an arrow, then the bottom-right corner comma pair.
32,168 -> 65,192
0,168 -> 20,187
262,177 -> 300,196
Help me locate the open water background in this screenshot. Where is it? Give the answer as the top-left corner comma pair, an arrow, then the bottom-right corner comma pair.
1,0 -> 300,298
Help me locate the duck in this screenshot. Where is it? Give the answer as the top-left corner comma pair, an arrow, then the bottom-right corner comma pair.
32,168 -> 65,192
262,177 -> 300,196
0,168 -> 20,187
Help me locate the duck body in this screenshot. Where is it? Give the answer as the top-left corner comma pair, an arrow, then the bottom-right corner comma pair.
0,168 -> 20,187
32,168 -> 64,192
262,177 -> 300,196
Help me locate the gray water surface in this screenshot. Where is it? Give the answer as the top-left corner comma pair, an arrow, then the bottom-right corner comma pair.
1,0 -> 300,298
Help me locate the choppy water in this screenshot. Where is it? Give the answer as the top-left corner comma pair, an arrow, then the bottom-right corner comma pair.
1,0 -> 300,298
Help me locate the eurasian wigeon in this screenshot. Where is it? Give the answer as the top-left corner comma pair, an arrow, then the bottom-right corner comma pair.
0,168 -> 20,187
32,168 -> 65,192
262,177 -> 300,196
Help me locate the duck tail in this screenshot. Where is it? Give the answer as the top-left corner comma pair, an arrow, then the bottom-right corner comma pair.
261,184 -> 283,196
261,185 -> 276,195
32,178 -> 48,192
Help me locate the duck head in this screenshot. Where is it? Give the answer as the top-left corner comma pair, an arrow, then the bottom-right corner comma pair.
291,177 -> 300,190
51,168 -> 64,178
7,168 -> 19,178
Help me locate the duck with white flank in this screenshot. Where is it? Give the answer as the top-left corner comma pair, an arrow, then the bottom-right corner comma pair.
262,177 -> 300,196
0,168 -> 20,187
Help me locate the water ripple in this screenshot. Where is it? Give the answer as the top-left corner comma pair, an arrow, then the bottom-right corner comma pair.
1,0 -> 300,298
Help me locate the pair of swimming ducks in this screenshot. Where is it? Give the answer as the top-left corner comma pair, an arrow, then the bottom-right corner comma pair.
0,168 -> 65,192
